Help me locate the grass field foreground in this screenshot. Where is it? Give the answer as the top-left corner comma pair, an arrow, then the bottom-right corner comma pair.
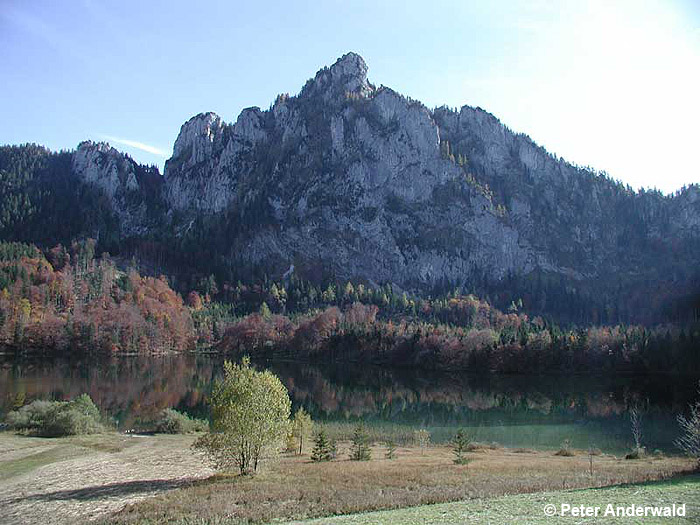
1,430 -> 697,525
110,442 -> 696,524
289,475 -> 700,524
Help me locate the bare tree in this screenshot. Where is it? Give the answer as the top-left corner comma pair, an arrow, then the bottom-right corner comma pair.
413,428 -> 431,455
624,405 -> 646,459
676,385 -> 700,466
630,406 -> 643,453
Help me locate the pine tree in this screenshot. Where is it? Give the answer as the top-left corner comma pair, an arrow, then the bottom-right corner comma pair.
452,428 -> 472,465
311,429 -> 333,462
385,439 -> 397,460
350,423 -> 372,461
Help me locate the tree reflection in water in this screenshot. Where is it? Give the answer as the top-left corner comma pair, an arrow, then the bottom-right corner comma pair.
0,355 -> 695,451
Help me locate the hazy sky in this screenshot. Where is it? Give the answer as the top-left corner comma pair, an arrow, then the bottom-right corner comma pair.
1,0 -> 698,193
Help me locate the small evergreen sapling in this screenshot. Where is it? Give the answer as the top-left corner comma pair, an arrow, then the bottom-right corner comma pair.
555,438 -> 575,457
385,439 -> 397,460
311,429 -> 333,462
452,428 -> 472,465
350,423 -> 372,461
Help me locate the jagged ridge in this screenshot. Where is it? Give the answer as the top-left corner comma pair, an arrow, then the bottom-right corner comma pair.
1,53 -> 698,324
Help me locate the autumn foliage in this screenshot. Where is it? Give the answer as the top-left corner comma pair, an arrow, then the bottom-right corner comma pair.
2,239 -> 698,373
0,241 -> 194,353
217,296 -> 700,374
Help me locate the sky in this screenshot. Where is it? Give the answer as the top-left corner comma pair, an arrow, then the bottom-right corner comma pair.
1,0 -> 698,194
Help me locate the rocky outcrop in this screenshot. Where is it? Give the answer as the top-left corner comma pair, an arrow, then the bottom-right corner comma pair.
164,109 -> 268,213
300,51 -> 375,101
72,141 -> 140,201
158,54 -> 564,289
72,141 -> 161,236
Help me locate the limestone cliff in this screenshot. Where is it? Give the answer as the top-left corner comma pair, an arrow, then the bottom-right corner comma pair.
162,53 -> 538,288
3,52 -> 697,323
72,141 -> 163,236
158,52 -> 700,322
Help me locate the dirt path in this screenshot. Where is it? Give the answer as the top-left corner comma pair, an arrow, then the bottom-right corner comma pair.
0,432 -> 212,525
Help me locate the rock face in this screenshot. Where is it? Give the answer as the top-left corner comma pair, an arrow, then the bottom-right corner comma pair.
158,52 -> 700,322
72,141 -> 162,236
161,53 -> 541,289
73,141 -> 140,199
19,52 -> 698,323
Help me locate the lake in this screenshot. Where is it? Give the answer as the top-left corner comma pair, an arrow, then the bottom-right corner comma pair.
1,353 -> 697,454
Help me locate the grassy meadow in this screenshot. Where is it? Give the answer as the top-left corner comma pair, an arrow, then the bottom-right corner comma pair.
107,437 -> 696,524
291,474 -> 700,524
1,429 -> 697,524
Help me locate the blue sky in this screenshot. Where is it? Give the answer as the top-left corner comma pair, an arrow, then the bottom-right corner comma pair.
1,0 -> 698,193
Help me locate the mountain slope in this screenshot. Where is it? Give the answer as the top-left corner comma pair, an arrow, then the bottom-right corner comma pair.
1,52 -> 698,324
160,52 -> 700,323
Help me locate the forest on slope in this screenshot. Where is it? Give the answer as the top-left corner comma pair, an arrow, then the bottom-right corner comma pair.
1,240 -> 698,374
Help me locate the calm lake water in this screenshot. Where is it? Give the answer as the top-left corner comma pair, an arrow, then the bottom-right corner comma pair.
1,354 -> 698,454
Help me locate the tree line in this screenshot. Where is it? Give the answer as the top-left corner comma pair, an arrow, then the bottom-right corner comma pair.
1,239 -> 698,374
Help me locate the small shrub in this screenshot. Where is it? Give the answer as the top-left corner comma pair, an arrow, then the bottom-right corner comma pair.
5,394 -> 103,437
385,439 -> 397,460
311,429 -> 334,462
350,423 -> 372,461
413,428 -> 431,455
452,429 -> 472,465
155,408 -> 207,434
676,384 -> 700,465
554,439 -> 575,457
625,447 -> 646,460
467,441 -> 501,452
6,400 -> 53,431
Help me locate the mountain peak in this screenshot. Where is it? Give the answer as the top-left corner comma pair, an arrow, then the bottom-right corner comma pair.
170,112 -> 225,162
305,52 -> 373,99
77,140 -> 118,154
329,52 -> 367,79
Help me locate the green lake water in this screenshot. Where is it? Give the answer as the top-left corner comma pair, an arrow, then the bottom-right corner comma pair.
1,354 -> 697,453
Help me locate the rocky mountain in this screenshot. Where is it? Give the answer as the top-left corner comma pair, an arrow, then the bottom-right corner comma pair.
1,52 -> 698,324
72,141 -> 164,235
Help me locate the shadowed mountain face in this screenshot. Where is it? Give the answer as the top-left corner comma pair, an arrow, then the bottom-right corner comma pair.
1,53 -> 698,324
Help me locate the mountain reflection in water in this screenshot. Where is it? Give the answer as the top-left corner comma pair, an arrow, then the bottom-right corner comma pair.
1,354 -> 696,452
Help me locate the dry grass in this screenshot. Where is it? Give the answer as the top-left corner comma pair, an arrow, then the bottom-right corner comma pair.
0,432 -> 211,525
108,443 -> 696,525
1,430 -> 695,525
291,475 -> 700,524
